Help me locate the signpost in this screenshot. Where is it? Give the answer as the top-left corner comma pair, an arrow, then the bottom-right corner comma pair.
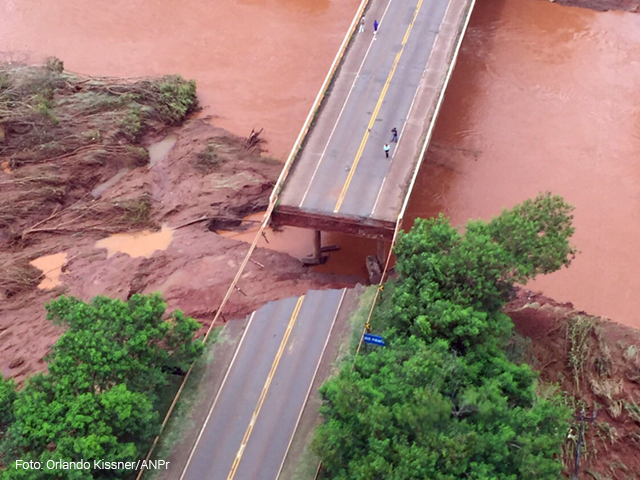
363,333 -> 386,347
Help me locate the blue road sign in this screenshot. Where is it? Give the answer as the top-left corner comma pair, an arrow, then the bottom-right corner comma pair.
363,333 -> 386,347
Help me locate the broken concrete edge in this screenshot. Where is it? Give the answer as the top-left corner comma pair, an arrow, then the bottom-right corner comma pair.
271,0 -> 376,202
272,207 -> 395,241
396,0 -> 477,227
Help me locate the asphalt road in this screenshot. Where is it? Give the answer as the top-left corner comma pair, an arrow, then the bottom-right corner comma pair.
179,289 -> 348,480
278,0 -> 451,220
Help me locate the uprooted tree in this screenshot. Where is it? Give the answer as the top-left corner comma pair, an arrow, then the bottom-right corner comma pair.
0,59 -> 198,242
313,193 -> 577,480
0,293 -> 203,479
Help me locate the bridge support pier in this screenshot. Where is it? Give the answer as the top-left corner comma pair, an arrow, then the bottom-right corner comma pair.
313,230 -> 322,263
302,230 -> 325,265
377,240 -> 385,267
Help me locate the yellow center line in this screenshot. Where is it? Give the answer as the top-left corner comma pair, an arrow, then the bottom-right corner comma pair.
226,295 -> 306,480
333,0 -> 425,213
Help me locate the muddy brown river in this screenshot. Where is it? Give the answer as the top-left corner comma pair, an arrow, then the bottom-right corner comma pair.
2,0 -> 640,327
407,0 -> 640,327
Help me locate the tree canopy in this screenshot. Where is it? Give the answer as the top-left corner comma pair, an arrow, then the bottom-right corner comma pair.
314,193 -> 576,479
0,293 -> 202,479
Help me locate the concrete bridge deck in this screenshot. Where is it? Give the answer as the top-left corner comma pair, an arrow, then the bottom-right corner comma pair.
273,0 -> 475,240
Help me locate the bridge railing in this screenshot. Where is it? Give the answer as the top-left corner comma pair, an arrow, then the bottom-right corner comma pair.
270,0 -> 374,206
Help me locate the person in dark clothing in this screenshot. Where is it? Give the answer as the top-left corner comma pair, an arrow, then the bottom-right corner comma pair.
373,20 -> 379,36
391,127 -> 398,142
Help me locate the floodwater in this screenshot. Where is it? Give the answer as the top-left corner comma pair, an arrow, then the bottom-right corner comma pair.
91,168 -> 129,199
95,226 -> 174,258
0,0 -> 360,159
406,0 -> 640,327
4,0 -> 640,326
148,134 -> 178,168
30,252 -> 68,289
217,213 -> 376,278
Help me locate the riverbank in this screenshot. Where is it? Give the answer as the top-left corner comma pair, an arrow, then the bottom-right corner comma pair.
508,288 -> 640,477
406,0 -> 640,328
0,64 -> 360,383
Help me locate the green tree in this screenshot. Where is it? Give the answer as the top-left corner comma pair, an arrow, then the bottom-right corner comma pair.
314,338 -> 570,480
44,293 -> 203,398
0,294 -> 203,479
0,375 -> 16,432
391,192 -> 576,351
314,194 -> 576,479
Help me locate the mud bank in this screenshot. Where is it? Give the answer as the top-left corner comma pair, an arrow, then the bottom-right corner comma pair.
0,0 -> 361,159
544,0 -> 640,12
0,91 -> 361,383
506,289 -> 640,477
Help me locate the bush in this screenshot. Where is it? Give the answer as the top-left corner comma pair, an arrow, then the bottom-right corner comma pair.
119,106 -> 143,141
0,375 -> 16,429
314,194 -> 577,479
156,75 -> 197,124
0,294 -> 203,479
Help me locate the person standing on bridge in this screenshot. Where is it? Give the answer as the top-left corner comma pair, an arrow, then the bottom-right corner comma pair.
391,127 -> 398,143
373,20 -> 379,37
384,143 -> 390,158
359,16 -> 365,33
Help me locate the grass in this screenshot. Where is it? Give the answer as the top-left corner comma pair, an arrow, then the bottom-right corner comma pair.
289,442 -> 321,480
594,421 -> 618,448
0,263 -> 42,298
0,61 -> 198,241
594,326 -> 613,376
589,378 -> 622,402
195,144 -> 225,173
625,399 -> 640,424
334,285 -> 377,370
119,106 -> 143,141
114,194 -> 152,226
566,315 -> 598,391
124,145 -> 149,167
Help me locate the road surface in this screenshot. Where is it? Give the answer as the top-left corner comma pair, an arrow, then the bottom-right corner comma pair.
275,0 -> 475,238
178,289 -> 350,480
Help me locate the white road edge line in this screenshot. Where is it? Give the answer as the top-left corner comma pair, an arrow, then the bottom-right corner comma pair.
298,0 -> 395,208
370,2 -> 451,217
396,0 -> 477,224
178,311 -> 258,480
273,289 -> 348,480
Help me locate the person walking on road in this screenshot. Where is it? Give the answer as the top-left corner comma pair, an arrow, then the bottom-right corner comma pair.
391,127 -> 398,143
373,20 -> 379,37
359,16 -> 365,33
384,143 -> 390,158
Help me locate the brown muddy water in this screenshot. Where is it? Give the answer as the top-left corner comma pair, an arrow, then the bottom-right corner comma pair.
3,0 -> 640,327
95,226 -> 174,258
0,0 -> 360,159
406,0 -> 640,328
30,252 -> 68,289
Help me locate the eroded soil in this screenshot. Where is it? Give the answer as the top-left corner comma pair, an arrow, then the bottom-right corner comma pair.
0,116 -> 360,383
507,289 -> 640,478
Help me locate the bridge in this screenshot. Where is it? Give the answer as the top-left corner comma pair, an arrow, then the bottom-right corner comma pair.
142,0 -> 477,479
272,0 -> 476,244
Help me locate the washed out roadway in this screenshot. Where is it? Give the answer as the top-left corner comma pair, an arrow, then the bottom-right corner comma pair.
179,289 -> 348,480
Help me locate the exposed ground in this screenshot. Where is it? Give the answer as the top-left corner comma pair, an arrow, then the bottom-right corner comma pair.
507,289 -> 640,479
0,63 -> 360,384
